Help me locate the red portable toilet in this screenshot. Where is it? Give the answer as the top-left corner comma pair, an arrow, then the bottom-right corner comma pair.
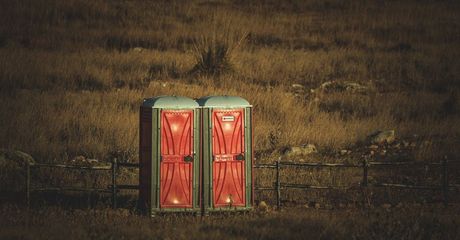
197,96 -> 253,213
139,96 -> 200,216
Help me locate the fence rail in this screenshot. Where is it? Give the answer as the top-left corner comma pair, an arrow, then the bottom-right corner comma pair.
254,157 -> 459,208
26,158 -> 135,208
25,157 -> 459,209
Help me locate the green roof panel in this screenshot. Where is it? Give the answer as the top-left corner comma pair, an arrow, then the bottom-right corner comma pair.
197,96 -> 251,108
142,96 -> 199,109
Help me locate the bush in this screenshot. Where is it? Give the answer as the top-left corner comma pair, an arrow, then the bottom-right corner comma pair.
189,29 -> 247,76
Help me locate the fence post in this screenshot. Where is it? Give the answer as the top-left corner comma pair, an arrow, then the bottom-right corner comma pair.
362,157 -> 368,187
362,157 -> 369,207
112,158 -> 118,209
442,156 -> 448,207
26,162 -> 30,208
276,157 -> 281,209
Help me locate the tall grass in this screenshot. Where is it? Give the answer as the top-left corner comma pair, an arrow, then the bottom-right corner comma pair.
0,0 -> 459,164
0,205 -> 458,240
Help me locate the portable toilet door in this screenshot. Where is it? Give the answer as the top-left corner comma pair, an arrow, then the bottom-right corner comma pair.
197,96 -> 253,212
139,96 -> 200,216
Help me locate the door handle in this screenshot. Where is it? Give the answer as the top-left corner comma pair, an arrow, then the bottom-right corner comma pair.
235,154 -> 245,161
184,155 -> 194,162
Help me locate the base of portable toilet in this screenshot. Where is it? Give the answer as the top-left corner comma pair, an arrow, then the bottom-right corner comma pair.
139,96 -> 201,216
197,96 -> 254,213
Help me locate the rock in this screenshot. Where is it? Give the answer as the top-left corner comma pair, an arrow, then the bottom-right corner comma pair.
410,142 -> 417,147
382,203 -> 392,209
403,141 -> 410,147
132,47 -> 144,52
258,201 -> 269,212
0,149 -> 35,191
117,208 -> 131,217
369,145 -> 379,149
284,144 -> 317,157
71,155 -> 86,163
291,84 -> 305,95
340,149 -> 349,155
314,203 -> 321,209
87,159 -> 98,164
367,130 -> 395,144
319,81 -> 369,94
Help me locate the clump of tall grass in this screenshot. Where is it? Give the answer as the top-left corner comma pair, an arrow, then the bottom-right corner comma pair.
189,13 -> 248,76
189,32 -> 246,76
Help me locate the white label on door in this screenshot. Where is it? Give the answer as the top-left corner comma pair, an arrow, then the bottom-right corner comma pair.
222,116 -> 235,122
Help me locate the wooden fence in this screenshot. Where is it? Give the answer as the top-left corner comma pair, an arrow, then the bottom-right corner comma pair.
255,157 -> 459,208
25,159 -> 136,209
25,157 -> 459,209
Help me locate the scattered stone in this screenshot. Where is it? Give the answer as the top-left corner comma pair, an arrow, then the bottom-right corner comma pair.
291,84 -> 305,96
410,142 -> 417,147
340,149 -> 349,155
367,130 -> 396,144
314,203 -> 321,209
369,145 -> 379,149
87,159 -> 98,164
258,201 -> 269,212
339,203 -> 346,208
403,141 -> 410,147
396,202 -> 404,208
114,208 -> 131,217
382,203 -> 392,209
71,155 -> 86,163
303,204 -> 309,209
132,47 -> 144,52
319,81 -> 369,94
284,144 -> 317,156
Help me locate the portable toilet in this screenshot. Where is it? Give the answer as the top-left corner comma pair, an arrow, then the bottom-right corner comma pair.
139,96 -> 200,216
197,96 -> 253,213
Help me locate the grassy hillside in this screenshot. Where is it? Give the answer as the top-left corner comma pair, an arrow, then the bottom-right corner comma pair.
0,0 -> 459,162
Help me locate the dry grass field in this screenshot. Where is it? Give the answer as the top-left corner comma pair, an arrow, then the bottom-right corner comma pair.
1,0 -> 460,238
1,0 -> 459,162
1,204 -> 459,240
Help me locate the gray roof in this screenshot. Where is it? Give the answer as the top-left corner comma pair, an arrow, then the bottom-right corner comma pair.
197,96 -> 251,108
142,96 -> 199,109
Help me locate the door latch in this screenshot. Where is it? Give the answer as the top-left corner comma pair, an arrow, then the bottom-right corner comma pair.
184,155 -> 194,162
